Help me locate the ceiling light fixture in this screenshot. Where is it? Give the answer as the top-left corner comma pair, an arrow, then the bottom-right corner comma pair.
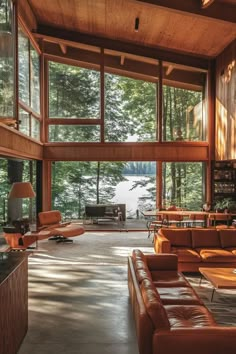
134,17 -> 139,32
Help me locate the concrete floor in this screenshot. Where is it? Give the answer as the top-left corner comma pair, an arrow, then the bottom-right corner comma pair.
18,231 -> 153,354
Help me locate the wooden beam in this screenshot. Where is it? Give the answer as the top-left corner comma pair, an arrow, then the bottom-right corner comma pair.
42,42 -> 205,90
135,0 -> 236,24
34,25 -> 209,69
0,124 -> 43,160
43,142 -> 209,162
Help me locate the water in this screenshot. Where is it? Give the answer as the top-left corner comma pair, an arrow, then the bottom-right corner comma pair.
111,175 -> 155,218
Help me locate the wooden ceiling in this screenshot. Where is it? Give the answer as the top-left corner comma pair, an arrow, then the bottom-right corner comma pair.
23,0 -> 236,60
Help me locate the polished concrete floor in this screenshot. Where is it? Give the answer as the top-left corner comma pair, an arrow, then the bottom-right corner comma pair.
18,231 -> 153,354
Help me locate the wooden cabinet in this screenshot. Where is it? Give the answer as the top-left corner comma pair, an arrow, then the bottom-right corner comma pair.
0,253 -> 28,354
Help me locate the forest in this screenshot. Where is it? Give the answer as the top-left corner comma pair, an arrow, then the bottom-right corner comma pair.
0,59 -> 205,224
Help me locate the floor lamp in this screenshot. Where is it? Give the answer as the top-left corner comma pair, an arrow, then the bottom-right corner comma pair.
8,182 -> 36,234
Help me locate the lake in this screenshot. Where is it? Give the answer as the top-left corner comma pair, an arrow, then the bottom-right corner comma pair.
111,175 -> 155,218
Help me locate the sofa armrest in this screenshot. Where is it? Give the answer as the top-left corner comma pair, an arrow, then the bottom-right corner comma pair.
153,233 -> 171,253
145,254 -> 178,271
153,327 -> 236,354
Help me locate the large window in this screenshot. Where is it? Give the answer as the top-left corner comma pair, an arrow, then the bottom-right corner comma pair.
105,74 -> 157,142
18,25 -> 40,139
0,0 -> 14,118
162,162 -> 205,210
49,61 -> 100,119
51,161 -> 156,220
163,85 -> 206,141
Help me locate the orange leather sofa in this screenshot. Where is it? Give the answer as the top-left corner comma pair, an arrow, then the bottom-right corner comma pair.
154,228 -> 236,272
128,249 -> 236,354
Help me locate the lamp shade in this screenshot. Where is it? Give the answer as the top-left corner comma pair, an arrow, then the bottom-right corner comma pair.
8,182 -> 36,199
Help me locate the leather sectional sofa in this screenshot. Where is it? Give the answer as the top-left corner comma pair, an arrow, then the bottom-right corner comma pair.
128,249 -> 236,354
154,228 -> 236,272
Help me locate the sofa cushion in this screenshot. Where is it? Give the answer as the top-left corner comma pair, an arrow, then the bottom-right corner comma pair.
219,230 -> 236,248
132,249 -> 146,261
171,247 -> 201,263
146,253 -> 178,271
158,228 -> 192,247
192,229 -> 220,248
164,305 -> 216,328
140,278 -> 170,330
151,271 -> 189,287
157,287 -> 202,305
132,250 -> 152,282
197,248 -> 236,262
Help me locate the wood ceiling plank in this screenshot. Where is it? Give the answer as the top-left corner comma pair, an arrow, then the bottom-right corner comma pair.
27,0 -> 235,59
35,25 -> 209,69
135,0 -> 236,24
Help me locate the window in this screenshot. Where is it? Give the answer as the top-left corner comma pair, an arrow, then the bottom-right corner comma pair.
162,162 -> 205,210
18,24 -> 41,139
105,74 -> 157,142
0,0 -> 14,118
49,125 -> 100,142
162,62 -> 207,142
49,61 -> 100,119
163,85 -> 205,141
51,161 -> 156,220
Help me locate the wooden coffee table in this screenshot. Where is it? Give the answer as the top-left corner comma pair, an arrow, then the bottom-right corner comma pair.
199,267 -> 236,301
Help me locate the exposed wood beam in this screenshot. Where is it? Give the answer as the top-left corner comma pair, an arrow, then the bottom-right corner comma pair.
43,142 -> 209,162
42,42 -> 205,90
135,0 -> 236,24
0,123 -> 43,160
34,25 -> 209,69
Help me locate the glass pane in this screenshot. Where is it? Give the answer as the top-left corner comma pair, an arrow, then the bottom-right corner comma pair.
51,161 -> 156,222
162,162 -> 205,210
49,61 -> 100,118
49,125 -> 100,142
19,108 -> 30,136
0,1 -> 14,117
163,85 -> 205,141
0,0 -> 12,33
18,26 -> 29,106
30,44 -> 40,113
105,73 -> 157,142
31,116 -> 40,140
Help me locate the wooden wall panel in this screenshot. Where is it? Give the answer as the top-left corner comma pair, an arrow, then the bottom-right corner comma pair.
0,255 -> 28,354
0,124 -> 43,160
215,40 -> 236,160
43,142 -> 209,162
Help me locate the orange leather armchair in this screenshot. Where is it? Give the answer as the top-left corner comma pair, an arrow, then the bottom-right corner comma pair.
38,210 -> 85,243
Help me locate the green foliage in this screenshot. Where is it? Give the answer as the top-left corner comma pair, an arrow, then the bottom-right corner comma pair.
48,62 -> 205,217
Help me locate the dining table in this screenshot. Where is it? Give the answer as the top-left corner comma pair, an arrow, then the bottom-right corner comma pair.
142,209 -> 236,236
